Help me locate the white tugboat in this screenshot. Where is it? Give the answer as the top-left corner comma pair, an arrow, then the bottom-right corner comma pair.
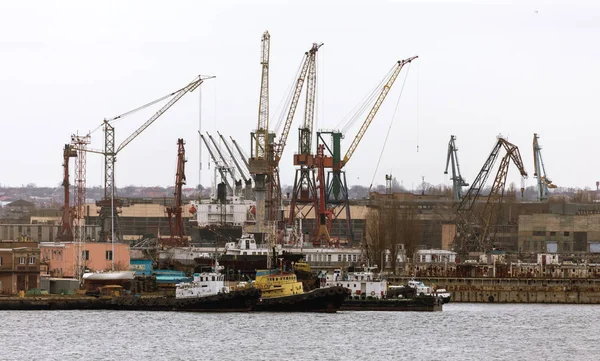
320,267 -> 444,312
175,267 -> 229,299
321,267 -> 387,299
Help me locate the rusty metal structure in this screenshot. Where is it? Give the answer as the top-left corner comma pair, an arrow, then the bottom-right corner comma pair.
165,139 -> 187,247
314,144 -> 332,246
57,144 -> 78,242
454,136 -> 528,254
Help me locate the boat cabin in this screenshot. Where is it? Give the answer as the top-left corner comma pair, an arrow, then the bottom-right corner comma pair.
254,269 -> 304,299
175,272 -> 227,299
322,267 -> 387,299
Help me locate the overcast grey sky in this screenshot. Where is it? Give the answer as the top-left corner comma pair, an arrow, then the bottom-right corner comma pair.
1,0 -> 598,191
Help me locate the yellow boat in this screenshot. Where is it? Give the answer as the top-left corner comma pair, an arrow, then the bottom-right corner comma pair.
254,269 -> 304,298
251,268 -> 348,312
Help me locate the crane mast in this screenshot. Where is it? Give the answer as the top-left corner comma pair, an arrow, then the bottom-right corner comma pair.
314,144 -> 331,246
255,31 -> 271,162
533,133 -> 556,201
288,43 -> 323,238
57,144 -> 78,242
248,31 -> 272,235
165,139 -> 187,247
271,46 -> 318,228
444,135 -> 469,201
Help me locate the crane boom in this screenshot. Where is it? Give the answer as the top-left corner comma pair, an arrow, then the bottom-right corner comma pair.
116,75 -> 211,154
200,133 -> 233,194
207,132 -> 238,187
218,131 -> 251,183
254,31 -> 270,161
342,56 -> 418,166
273,45 -> 318,163
533,133 -> 556,201
230,136 -> 250,171
298,43 -> 323,156
444,135 -> 469,201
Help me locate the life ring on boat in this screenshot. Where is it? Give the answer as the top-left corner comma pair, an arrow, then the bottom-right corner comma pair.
370,291 -> 375,296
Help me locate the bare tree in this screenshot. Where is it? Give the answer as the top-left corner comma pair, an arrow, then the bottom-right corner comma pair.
366,198 -> 422,273
365,206 -> 385,268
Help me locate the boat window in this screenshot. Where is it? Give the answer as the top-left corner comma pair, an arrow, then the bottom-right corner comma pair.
212,276 -> 215,281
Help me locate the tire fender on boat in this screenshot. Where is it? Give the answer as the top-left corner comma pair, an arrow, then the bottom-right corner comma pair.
370,291 -> 375,296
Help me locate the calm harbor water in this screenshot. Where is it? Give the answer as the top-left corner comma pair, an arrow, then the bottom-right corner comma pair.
1,303 -> 599,361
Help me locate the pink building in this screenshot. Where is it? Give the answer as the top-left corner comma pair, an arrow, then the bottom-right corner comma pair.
39,242 -> 130,278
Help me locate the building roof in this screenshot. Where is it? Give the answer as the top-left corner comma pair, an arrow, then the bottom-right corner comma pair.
7,199 -> 35,207
82,271 -> 135,280
416,249 -> 456,255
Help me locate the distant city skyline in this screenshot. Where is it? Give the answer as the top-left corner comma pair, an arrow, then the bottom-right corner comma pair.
1,1 -> 598,190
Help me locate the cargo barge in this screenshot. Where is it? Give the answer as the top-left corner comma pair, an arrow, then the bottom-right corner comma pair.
0,288 -> 262,312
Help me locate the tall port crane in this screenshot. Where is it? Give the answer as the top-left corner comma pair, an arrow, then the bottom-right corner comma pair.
285,42 -> 323,229
165,138 -> 188,247
317,56 -> 418,244
454,136 -> 528,253
533,133 -> 557,201
248,31 -> 272,235
444,135 -> 469,201
57,144 -> 78,242
84,75 -> 214,242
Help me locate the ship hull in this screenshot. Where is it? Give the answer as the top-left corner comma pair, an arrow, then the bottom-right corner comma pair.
341,295 -> 443,312
195,253 -> 305,276
0,288 -> 262,312
252,286 -> 348,313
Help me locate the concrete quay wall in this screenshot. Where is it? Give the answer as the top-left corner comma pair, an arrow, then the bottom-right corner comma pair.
391,277 -> 600,304
451,289 -> 600,304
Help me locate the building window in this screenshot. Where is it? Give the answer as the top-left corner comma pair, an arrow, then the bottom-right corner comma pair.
82,250 -> 90,261
28,257 -> 36,264
106,251 -> 113,261
550,232 -> 556,237
533,231 -> 545,236
564,232 -> 570,237
19,257 -> 25,265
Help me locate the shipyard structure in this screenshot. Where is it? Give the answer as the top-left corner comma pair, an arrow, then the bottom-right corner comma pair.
1,31 -> 599,304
